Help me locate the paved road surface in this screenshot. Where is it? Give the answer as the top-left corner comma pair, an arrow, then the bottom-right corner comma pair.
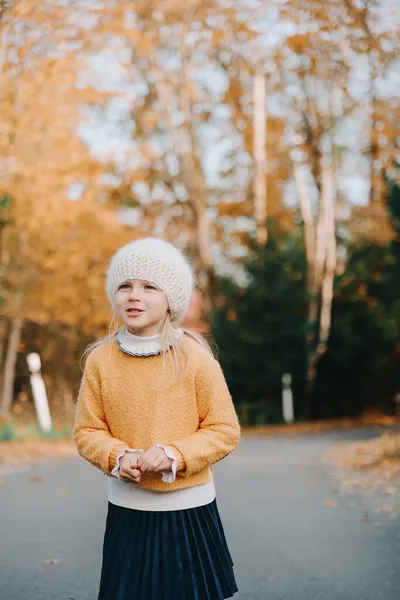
1,428 -> 399,600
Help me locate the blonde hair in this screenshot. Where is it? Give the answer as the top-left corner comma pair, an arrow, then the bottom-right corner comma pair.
81,309 -> 215,389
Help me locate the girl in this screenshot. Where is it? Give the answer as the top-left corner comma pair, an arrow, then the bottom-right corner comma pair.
74,237 -> 241,600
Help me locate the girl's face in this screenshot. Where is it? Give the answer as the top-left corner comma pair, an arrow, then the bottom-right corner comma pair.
115,279 -> 169,336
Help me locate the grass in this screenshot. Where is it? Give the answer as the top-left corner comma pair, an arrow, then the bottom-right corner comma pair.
0,437 -> 77,467
0,422 -> 19,442
0,420 -> 72,443
0,420 -> 76,467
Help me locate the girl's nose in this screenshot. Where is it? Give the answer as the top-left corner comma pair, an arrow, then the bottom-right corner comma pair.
128,284 -> 142,300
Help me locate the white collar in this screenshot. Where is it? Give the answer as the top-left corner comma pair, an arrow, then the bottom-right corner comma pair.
116,327 -> 184,357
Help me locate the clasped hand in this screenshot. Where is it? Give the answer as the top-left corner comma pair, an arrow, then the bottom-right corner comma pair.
119,446 -> 173,484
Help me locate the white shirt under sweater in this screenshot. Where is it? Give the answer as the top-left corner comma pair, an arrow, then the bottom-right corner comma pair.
108,328 -> 216,512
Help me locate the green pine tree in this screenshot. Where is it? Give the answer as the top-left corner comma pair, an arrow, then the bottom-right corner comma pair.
212,230 -> 308,425
316,179 -> 400,416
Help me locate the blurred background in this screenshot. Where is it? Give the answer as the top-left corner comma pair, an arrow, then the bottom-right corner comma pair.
0,0 -> 399,439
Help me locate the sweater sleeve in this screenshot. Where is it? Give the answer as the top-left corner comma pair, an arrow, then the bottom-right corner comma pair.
169,357 -> 241,478
73,352 -> 129,476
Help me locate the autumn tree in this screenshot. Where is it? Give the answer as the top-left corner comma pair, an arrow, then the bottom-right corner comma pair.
0,1 -> 398,423
0,1 -> 134,418
76,1 -> 297,313
266,0 -> 398,411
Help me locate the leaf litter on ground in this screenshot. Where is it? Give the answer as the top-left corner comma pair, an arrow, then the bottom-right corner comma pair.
325,431 -> 400,522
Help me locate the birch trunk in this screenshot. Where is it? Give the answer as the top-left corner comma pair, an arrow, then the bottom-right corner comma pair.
307,166 -> 336,384
293,163 -> 315,289
294,161 -> 337,414
253,74 -> 267,245
0,310 -> 22,419
317,166 -> 336,349
0,318 -> 7,403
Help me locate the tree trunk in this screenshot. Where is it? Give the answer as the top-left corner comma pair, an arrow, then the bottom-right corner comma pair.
295,162 -> 336,417
317,166 -> 336,350
0,313 -> 22,419
0,318 -> 7,401
253,74 -> 267,245
369,96 -> 386,206
305,166 -> 336,415
293,163 -> 315,289
300,164 -> 328,362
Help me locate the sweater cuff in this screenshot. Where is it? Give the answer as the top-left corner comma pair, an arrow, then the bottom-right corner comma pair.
109,444 -> 133,473
168,445 -> 186,472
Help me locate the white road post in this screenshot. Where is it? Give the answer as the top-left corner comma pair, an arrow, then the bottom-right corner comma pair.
282,373 -> 294,424
27,353 -> 52,433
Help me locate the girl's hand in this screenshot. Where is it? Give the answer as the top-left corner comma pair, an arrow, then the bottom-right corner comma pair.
119,452 -> 142,484
137,446 -> 174,474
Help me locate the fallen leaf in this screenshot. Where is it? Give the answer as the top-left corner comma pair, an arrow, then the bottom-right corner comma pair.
43,559 -> 61,565
383,486 -> 397,495
324,499 -> 337,507
29,475 -> 44,483
380,505 -> 393,512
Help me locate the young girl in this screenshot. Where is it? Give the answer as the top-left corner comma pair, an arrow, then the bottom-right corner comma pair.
74,237 -> 241,600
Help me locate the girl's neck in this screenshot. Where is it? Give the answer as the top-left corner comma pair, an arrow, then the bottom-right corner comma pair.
126,328 -> 161,340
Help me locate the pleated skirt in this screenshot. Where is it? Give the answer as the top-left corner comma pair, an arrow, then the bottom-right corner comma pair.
97,499 -> 238,600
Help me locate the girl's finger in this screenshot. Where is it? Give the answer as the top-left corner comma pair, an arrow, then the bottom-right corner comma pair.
139,452 -> 158,472
120,470 -> 137,483
129,456 -> 139,469
151,455 -> 171,473
157,459 -> 171,471
122,469 -> 141,483
152,456 -> 168,471
142,456 -> 161,472
132,469 -> 141,482
144,462 -> 157,473
137,452 -> 155,470
139,460 -> 149,473
138,448 -> 166,473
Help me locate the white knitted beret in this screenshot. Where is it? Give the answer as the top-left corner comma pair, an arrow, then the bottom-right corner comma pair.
106,237 -> 195,322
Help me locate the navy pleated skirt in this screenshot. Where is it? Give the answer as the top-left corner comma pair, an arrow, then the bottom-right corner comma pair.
97,499 -> 238,600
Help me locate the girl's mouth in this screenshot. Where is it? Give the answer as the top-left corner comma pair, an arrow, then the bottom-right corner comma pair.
126,308 -> 144,315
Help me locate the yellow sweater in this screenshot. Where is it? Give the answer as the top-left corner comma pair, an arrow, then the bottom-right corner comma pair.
73,336 -> 241,492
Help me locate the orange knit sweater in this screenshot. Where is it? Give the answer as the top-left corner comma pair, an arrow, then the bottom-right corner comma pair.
73,336 -> 241,492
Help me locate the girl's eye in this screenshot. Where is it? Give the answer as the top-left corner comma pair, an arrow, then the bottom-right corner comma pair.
119,284 -> 130,290
145,285 -> 156,290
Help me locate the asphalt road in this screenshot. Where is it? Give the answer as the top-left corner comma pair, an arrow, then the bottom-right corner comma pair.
1,428 -> 399,600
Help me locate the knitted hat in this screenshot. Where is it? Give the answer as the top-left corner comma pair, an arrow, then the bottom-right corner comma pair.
106,237 -> 195,322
